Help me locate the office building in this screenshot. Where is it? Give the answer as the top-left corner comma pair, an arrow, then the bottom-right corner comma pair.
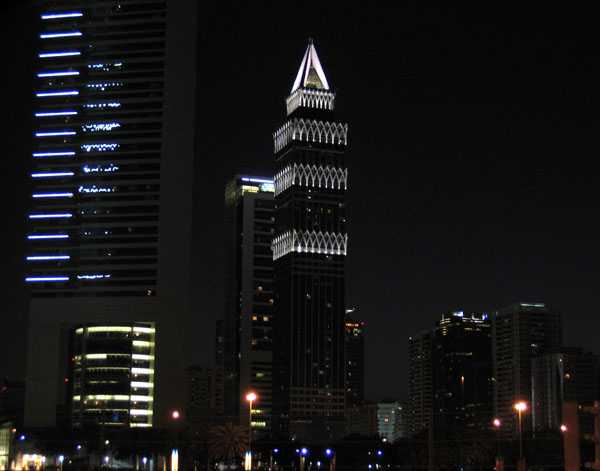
407,331 -> 433,436
377,401 -> 405,442
531,347 -> 599,433
25,1 -> 198,428
272,40 -> 349,442
432,311 -> 492,439
70,323 -> 155,428
492,303 -> 562,436
345,307 -> 365,407
223,176 -> 275,437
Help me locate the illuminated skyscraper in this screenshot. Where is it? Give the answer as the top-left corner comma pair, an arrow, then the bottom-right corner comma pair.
223,176 -> 275,437
272,40 -> 349,442
25,1 -> 198,428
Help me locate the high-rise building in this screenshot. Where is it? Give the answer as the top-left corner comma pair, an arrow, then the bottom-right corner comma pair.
407,330 -> 433,437
70,323 -> 156,428
345,307 -> 365,407
346,402 -> 378,437
492,303 -> 562,436
223,176 -> 275,437
531,347 -> 599,433
432,311 -> 492,439
272,40 -> 349,442
377,401 -> 405,442
25,1 -> 198,428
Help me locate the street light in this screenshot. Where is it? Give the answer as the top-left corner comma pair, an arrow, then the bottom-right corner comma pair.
514,401 -> 528,466
171,410 -> 181,420
560,424 -> 568,433
492,418 -> 502,460
245,392 -> 257,470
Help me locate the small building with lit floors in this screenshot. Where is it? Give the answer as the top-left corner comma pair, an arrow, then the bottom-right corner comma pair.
70,323 -> 156,428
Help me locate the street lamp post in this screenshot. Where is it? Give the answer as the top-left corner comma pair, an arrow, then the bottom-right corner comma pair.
514,401 -> 527,471
245,392 -> 257,470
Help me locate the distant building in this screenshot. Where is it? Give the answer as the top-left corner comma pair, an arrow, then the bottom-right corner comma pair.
187,366 -> 224,424
345,307 -> 365,407
346,402 -> 378,437
532,347 -> 599,433
223,176 -> 275,437
377,401 -> 405,442
407,331 -> 433,436
432,311 -> 492,440
70,323 -> 156,428
492,303 -> 562,436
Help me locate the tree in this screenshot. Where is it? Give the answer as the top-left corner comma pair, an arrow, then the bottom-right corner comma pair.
208,422 -> 248,463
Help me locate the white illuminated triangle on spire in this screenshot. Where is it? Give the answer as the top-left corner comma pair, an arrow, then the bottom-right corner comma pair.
290,40 -> 330,93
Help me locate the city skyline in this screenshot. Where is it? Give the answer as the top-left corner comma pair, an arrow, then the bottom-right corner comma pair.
1,2 -> 600,404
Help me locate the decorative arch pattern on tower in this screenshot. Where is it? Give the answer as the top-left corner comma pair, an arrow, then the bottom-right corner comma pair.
272,230 -> 348,261
273,118 -> 348,154
286,89 -> 335,116
274,163 -> 348,196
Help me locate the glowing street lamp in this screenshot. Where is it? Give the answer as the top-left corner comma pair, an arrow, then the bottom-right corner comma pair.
513,401 -> 528,464
560,424 -> 568,433
492,418 -> 502,459
171,410 -> 181,420
245,392 -> 257,470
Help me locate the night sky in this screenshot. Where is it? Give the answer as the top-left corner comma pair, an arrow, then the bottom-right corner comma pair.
2,2 -> 599,401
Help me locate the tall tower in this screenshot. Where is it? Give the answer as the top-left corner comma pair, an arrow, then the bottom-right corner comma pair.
223,176 -> 275,437
272,40 -> 349,442
25,1 -> 198,428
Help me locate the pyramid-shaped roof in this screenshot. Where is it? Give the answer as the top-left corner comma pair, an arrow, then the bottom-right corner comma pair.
290,39 -> 330,94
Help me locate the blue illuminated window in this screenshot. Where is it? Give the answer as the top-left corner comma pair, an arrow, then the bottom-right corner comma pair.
31,172 -> 75,178
83,102 -> 121,110
41,12 -> 83,20
37,70 -> 79,78
39,51 -> 81,59
27,234 -> 69,240
82,123 -> 121,132
40,31 -> 83,39
32,192 -> 73,199
78,185 -> 115,194
36,90 -> 79,97
33,151 -> 75,158
80,143 -> 119,153
77,274 -> 111,280
83,163 -> 119,174
29,213 -> 73,219
25,276 -> 70,282
35,111 -> 78,117
27,255 -> 70,261
35,131 -> 76,137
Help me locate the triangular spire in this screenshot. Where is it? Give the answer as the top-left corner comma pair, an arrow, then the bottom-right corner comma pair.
290,39 -> 330,94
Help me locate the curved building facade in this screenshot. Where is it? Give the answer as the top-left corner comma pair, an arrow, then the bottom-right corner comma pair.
70,323 -> 155,428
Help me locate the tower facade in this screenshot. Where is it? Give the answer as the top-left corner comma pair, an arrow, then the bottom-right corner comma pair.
345,307 -> 365,407
25,1 -> 198,428
492,303 -> 562,436
223,176 -> 275,437
272,41 -> 349,442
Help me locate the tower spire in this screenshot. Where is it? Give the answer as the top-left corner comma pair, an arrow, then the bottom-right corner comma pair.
290,39 -> 330,93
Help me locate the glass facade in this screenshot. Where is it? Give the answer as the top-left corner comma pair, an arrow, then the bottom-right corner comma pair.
28,1 -> 168,297
70,323 -> 156,428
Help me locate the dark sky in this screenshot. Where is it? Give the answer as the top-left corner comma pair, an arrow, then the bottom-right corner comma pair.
2,2 -> 600,401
